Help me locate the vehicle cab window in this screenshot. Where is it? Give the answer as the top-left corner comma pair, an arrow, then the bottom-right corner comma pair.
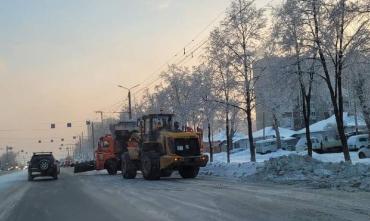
103,140 -> 110,148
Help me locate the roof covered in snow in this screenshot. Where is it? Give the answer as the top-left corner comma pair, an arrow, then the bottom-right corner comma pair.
296,112 -> 366,134
204,127 -> 296,142
203,131 -> 247,142
252,127 -> 296,139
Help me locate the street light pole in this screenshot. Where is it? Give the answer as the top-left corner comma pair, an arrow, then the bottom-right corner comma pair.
128,90 -> 132,119
118,84 -> 140,120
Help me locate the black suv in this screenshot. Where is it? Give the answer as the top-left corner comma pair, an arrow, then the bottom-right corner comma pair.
28,152 -> 59,181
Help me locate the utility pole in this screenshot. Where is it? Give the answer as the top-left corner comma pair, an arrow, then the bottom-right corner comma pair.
118,84 -> 140,120
262,112 -> 265,139
128,90 -> 132,119
91,122 -> 95,160
6,146 -> 9,169
354,99 -> 359,134
79,134 -> 82,158
95,111 -> 104,131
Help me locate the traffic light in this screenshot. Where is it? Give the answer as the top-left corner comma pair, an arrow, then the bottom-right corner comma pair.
67,123 -> 72,127
61,138 -> 64,142
38,140 -> 42,143
73,136 -> 76,139
51,139 -> 54,143
86,121 -> 91,125
51,123 -> 55,129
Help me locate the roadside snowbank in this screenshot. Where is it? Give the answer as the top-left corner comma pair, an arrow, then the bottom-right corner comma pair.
201,161 -> 259,179
252,155 -> 370,192
201,149 -> 370,191
209,148 -> 370,164
0,170 -> 25,190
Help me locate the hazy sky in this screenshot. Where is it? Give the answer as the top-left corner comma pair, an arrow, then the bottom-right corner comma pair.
0,0 -> 278,158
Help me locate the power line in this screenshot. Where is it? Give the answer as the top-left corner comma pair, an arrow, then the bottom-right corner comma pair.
132,8 -> 228,97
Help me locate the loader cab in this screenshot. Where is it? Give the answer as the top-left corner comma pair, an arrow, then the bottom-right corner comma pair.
139,114 -> 175,141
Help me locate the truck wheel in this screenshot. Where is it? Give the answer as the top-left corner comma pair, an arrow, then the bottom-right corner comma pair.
160,170 -> 172,177
106,160 -> 118,175
359,152 -> 366,159
122,153 -> 137,179
179,166 -> 199,179
141,152 -> 160,180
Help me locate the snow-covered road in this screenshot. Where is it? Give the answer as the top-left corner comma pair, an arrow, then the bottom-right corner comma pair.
1,168 -> 370,221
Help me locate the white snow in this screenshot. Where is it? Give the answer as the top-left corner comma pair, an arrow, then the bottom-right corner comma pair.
204,130 -> 247,142
204,127 -> 296,142
296,112 -> 367,134
252,127 -> 296,139
201,148 -> 370,185
0,170 -> 26,190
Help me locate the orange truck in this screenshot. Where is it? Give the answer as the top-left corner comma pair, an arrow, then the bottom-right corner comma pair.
74,121 -> 138,174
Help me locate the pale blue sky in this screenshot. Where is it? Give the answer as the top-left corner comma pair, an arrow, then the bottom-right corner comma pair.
0,0 -> 278,157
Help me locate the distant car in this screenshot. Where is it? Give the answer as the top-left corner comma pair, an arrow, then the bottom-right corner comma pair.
358,145 -> 370,159
28,152 -> 59,181
295,137 -> 321,152
256,139 -> 278,154
348,134 -> 368,151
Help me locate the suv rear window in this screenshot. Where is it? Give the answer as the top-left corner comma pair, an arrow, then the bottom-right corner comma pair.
31,155 -> 54,163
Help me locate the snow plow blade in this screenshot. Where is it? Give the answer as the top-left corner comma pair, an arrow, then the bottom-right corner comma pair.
74,161 -> 96,173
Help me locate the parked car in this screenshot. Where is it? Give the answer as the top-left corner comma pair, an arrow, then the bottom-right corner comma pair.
28,152 -> 60,181
347,134 -> 368,151
256,139 -> 278,154
281,137 -> 299,151
358,145 -> 370,159
294,137 -> 321,152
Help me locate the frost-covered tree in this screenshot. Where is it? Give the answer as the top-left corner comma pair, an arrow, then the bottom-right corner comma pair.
301,0 -> 370,161
346,53 -> 370,139
221,0 -> 267,162
207,27 -> 238,163
272,0 -> 318,156
255,57 -> 297,149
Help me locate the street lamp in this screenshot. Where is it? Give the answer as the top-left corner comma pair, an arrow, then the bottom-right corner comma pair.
117,84 -> 140,119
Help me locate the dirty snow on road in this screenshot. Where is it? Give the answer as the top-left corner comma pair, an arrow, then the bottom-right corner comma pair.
0,170 -> 29,220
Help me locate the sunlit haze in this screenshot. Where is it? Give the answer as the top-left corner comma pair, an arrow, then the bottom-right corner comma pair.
0,0 -> 278,158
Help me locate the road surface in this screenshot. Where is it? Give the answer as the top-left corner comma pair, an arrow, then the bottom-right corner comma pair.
1,169 -> 370,221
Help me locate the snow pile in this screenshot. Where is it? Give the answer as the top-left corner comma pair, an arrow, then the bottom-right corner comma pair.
252,154 -> 370,191
200,161 -> 258,179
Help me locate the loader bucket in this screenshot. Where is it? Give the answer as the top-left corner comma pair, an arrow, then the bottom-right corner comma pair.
74,161 -> 96,173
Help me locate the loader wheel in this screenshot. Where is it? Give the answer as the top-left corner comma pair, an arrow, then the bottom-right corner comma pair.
160,170 -> 173,177
121,153 -> 137,179
179,166 -> 199,179
141,152 -> 160,180
106,160 -> 118,175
